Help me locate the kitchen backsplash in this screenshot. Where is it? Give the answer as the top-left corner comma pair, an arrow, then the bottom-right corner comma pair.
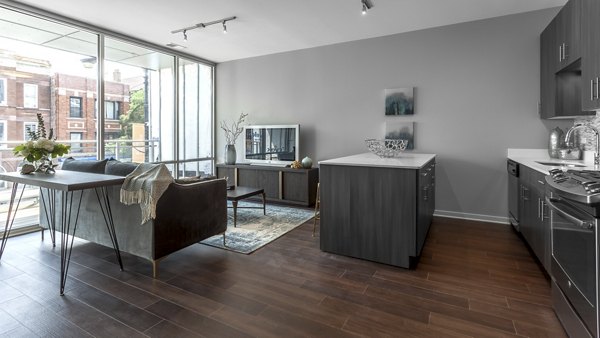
573,112 -> 600,151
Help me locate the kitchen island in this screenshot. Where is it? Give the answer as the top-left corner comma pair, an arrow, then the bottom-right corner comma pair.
319,152 -> 436,268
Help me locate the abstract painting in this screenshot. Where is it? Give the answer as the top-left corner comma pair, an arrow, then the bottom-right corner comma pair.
385,87 -> 414,115
385,121 -> 414,150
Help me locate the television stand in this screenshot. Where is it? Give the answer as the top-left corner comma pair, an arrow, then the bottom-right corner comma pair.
248,162 -> 288,167
216,163 -> 319,206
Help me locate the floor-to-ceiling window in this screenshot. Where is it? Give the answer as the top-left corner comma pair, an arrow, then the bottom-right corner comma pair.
0,4 -> 215,233
178,58 -> 214,177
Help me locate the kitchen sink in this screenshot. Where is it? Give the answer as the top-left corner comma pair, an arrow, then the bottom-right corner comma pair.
535,161 -> 587,168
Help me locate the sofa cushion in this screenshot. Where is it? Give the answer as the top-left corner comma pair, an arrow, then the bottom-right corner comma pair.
106,160 -> 139,177
61,157 -> 108,174
175,175 -> 217,184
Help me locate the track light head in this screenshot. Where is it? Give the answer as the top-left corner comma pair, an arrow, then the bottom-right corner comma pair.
361,0 -> 373,14
183,29 -> 188,41
223,21 -> 227,34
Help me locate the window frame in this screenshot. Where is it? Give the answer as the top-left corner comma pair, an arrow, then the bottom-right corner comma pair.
105,100 -> 120,120
23,122 -> 38,140
70,132 -> 83,152
69,96 -> 83,118
0,78 -> 6,106
23,83 -> 38,109
0,120 -> 7,149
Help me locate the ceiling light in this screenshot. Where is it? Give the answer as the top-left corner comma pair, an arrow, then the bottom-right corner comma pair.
165,43 -> 187,49
361,0 -> 373,15
80,56 -> 97,69
171,16 -> 237,40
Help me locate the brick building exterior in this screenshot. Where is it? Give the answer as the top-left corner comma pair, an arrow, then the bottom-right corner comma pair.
0,51 -> 52,171
0,51 -> 131,170
54,73 -> 130,154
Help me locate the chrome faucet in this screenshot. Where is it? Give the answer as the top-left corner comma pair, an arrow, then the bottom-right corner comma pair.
565,123 -> 600,167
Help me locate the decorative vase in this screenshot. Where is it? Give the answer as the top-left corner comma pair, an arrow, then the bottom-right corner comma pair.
225,144 -> 237,165
548,127 -> 565,159
301,157 -> 313,169
34,155 -> 56,174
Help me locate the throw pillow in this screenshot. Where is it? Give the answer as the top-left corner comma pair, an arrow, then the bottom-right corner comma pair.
61,157 -> 108,174
105,160 -> 139,177
175,175 -> 217,184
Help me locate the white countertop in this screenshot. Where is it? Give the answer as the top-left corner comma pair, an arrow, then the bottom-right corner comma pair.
319,152 -> 436,169
507,148 -> 598,174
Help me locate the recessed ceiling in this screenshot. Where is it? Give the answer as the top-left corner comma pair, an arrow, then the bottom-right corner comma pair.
7,0 -> 566,63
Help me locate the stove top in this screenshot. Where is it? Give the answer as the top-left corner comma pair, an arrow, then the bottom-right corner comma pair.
547,169 -> 600,204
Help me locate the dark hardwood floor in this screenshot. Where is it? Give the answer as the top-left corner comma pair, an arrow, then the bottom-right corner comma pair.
0,217 -> 566,337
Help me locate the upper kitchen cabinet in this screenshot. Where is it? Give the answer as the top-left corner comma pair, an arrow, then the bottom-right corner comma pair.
540,21 -> 557,118
555,0 -> 581,70
582,0 -> 600,111
540,0 -> 593,119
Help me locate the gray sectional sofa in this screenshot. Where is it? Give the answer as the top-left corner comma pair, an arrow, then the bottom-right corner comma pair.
39,159 -> 227,277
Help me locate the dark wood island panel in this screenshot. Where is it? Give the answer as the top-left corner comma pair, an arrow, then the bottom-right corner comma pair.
319,157 -> 435,268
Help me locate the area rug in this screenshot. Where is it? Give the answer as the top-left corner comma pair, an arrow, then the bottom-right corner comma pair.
200,201 -> 315,254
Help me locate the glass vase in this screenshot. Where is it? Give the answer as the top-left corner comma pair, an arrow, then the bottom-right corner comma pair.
35,155 -> 56,174
225,144 -> 236,165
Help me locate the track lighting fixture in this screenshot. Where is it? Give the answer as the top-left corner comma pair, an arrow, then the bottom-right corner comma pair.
361,0 -> 373,15
171,16 -> 237,41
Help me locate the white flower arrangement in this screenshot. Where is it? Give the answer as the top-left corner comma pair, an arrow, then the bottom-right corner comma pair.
14,113 -> 70,174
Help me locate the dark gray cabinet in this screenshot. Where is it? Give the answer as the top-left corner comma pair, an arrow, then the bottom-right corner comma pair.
417,161 -> 435,255
556,0 -> 581,69
539,0 -> 593,118
216,164 -> 319,206
582,0 -> 600,111
540,21 -> 557,118
518,165 -> 550,272
320,159 -> 435,268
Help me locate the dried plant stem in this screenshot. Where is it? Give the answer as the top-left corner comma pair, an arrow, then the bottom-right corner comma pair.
220,113 -> 248,145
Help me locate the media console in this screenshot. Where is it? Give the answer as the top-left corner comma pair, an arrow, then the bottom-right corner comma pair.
216,163 -> 319,206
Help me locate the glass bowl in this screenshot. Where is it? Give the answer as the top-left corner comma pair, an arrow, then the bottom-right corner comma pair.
365,139 -> 408,158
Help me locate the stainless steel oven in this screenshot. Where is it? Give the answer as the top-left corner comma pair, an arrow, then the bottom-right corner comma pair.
546,194 -> 599,338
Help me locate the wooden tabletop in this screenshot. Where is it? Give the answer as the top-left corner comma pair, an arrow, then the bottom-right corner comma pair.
0,170 -> 125,191
226,186 -> 264,200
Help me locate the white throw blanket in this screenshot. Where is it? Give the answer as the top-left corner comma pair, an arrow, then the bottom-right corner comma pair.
120,163 -> 174,224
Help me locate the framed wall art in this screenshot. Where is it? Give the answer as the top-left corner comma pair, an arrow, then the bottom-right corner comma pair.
385,87 -> 414,116
385,121 -> 414,150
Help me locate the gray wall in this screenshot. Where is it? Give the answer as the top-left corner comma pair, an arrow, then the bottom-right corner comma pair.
216,8 -> 571,223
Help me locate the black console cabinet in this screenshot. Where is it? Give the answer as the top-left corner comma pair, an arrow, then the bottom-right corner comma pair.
216,164 -> 319,206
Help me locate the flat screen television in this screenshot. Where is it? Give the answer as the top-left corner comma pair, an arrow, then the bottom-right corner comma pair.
243,124 -> 300,164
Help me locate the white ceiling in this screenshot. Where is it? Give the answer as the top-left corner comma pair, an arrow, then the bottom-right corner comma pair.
9,0 -> 566,63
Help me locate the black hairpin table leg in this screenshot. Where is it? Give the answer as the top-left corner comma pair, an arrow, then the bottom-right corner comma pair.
95,187 -> 123,270
0,183 -> 25,260
58,190 -> 83,295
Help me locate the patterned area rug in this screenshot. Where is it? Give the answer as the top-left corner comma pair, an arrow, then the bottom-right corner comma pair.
200,201 -> 315,254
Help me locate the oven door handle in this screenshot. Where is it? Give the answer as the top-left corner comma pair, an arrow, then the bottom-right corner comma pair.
545,197 -> 595,230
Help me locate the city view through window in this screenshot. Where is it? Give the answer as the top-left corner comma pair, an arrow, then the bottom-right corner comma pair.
0,6 -> 214,231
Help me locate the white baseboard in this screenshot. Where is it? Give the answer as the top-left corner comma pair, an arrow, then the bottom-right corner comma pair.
433,210 -> 510,225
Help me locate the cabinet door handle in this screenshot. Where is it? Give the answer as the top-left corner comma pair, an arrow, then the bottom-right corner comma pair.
541,201 -> 547,220
596,77 -> 599,100
559,44 -> 563,62
423,186 -> 428,201
592,79 -> 595,101
537,198 -> 541,218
